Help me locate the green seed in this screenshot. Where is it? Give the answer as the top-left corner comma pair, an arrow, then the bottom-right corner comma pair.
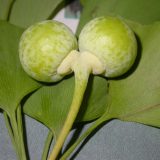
19,20 -> 78,82
79,16 -> 137,77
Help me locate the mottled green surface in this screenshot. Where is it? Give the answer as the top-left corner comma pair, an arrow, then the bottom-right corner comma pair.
79,17 -> 137,77
19,20 -> 78,82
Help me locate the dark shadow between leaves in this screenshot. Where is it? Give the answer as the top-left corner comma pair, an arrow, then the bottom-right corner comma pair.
7,0 -> 16,21
21,89 -> 44,160
48,1 -> 65,20
48,0 -> 81,20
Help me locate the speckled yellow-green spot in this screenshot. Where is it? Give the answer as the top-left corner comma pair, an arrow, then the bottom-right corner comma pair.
19,20 -> 77,82
79,16 -> 137,77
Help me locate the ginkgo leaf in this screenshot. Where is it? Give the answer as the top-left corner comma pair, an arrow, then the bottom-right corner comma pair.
0,0 -> 13,20
107,21 -> 160,127
0,20 -> 41,114
24,76 -> 108,139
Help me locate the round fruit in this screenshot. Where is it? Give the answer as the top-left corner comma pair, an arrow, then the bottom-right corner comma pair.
79,16 -> 137,77
19,20 -> 77,82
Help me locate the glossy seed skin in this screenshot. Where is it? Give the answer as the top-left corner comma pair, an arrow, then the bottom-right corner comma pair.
79,16 -> 137,77
19,20 -> 77,82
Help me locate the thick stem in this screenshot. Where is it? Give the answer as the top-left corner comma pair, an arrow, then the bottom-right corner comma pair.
48,68 -> 90,160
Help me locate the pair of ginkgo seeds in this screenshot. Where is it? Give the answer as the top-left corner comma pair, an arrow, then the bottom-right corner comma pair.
19,16 -> 137,160
19,16 -> 137,82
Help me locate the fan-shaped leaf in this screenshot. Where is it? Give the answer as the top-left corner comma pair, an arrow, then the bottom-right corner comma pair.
0,20 -> 41,114
24,76 -> 108,138
77,0 -> 160,35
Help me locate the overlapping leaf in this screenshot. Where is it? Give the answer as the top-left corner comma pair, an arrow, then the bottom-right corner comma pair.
107,22 -> 160,127
24,76 -> 108,138
0,20 -> 41,114
9,0 -> 64,28
0,0 -> 13,20
77,0 -> 160,35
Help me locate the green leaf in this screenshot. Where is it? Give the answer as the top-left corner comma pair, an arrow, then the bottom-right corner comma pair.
77,0 -> 160,35
0,20 -> 41,114
80,0 -> 86,6
0,0 -> 14,20
24,76 -> 108,138
107,21 -> 160,127
9,0 -> 64,28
